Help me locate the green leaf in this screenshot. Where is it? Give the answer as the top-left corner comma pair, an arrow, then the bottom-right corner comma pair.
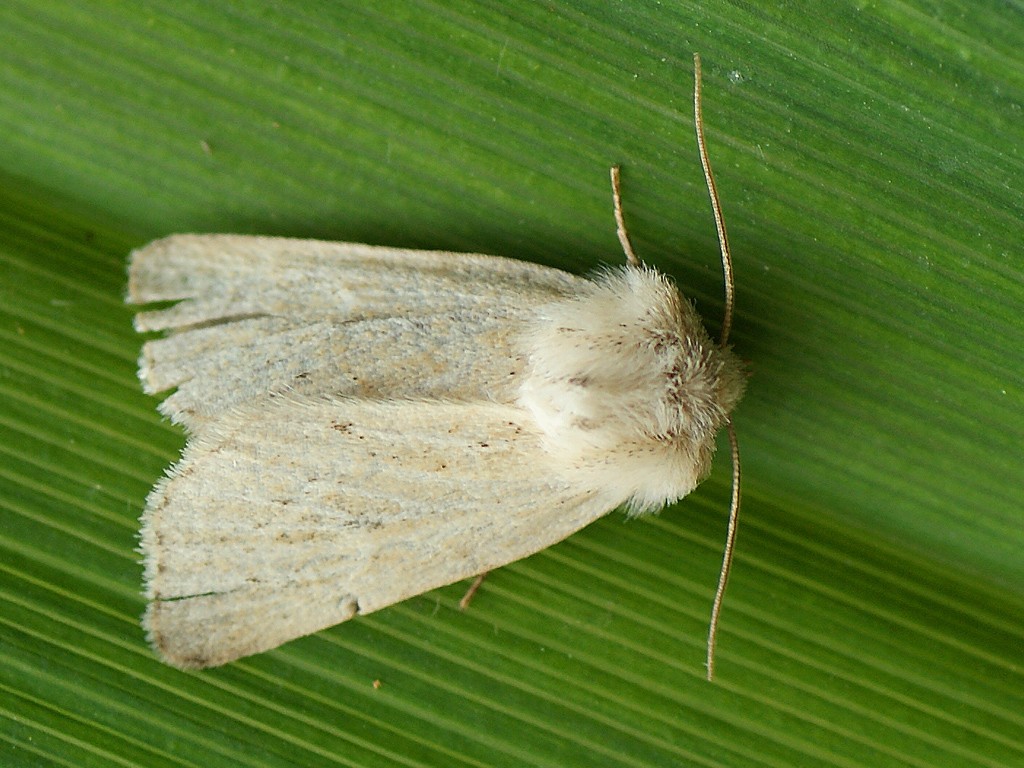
2,1 -> 1021,766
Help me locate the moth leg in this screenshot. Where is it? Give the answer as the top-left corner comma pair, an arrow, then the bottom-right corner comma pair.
458,572 -> 489,610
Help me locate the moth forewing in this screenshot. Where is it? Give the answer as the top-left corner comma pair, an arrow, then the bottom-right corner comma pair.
127,235 -> 588,433
140,398 -> 614,668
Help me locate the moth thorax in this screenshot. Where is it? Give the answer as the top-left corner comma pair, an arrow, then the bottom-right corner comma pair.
518,265 -> 745,515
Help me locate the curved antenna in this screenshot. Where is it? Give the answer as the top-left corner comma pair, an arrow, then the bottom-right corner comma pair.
693,52 -> 735,347
694,53 -> 742,682
610,165 -> 641,267
706,419 -> 741,680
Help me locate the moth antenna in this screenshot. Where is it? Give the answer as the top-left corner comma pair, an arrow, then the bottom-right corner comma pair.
694,52 -> 742,682
693,52 -> 735,347
610,166 -> 641,267
706,419 -> 741,680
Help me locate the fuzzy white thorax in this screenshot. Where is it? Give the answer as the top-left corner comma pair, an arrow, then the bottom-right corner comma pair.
519,265 -> 745,515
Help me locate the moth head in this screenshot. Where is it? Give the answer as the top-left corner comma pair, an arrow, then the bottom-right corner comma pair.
519,264 -> 745,514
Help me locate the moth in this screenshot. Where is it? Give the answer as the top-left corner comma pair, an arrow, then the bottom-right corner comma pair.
128,53 -> 745,679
